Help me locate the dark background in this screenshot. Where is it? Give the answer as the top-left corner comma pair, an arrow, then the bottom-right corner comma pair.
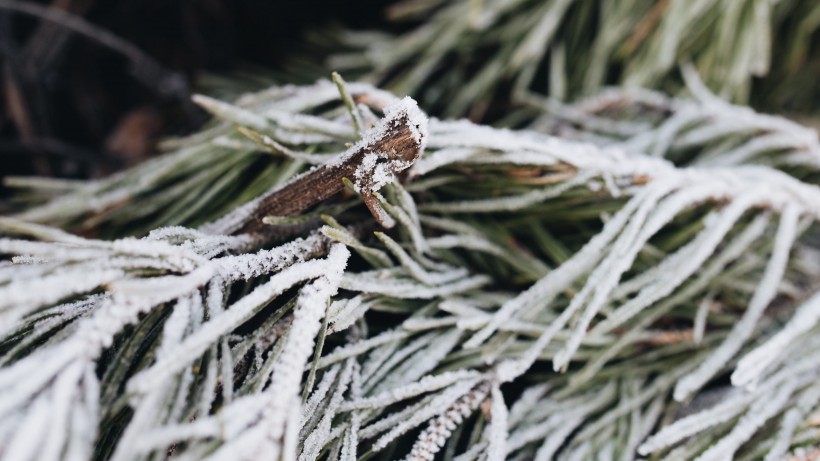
0,0 -> 392,181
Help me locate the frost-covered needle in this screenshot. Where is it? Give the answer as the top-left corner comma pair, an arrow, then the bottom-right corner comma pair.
201,96 -> 428,240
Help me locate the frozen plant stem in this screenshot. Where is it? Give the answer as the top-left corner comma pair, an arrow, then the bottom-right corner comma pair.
212,97 -> 428,241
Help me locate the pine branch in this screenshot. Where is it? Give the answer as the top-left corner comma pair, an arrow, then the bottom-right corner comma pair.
2,79 -> 820,460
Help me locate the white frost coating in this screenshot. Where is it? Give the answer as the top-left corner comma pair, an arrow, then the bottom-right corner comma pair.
555,183 -> 745,344
598,213 -> 771,341
0,290 -> 198,427
538,91 -> 658,137
463,186 -> 646,352
353,152 -> 394,194
339,362 -> 362,461
300,365 -> 341,429
692,294 -> 714,345
638,338 -> 820,457
263,109 -> 354,138
214,234 -> 323,281
192,94 -> 268,129
375,232 -> 467,285
388,96 -> 429,152
317,329 -> 409,369
298,358 -> 354,461
371,329 -> 464,397
3,393 -> 51,461
637,388 -> 756,455
371,162 -> 394,191
128,247 -> 349,396
0,359 -> 95,461
220,340 -> 235,404
328,295 -> 373,333
340,370 -> 479,411
484,383 -> 508,461
674,204 -> 801,401
361,335 -> 431,392
339,272 -> 490,299
582,75 -> 820,169
131,419 -> 223,453
764,384 -> 820,461
693,380 -> 796,461
346,97 -> 427,197
359,394 -> 435,441
552,181 -> 727,370
421,171 -> 594,213
5,79 -> 820,461
732,290 -> 820,387
532,415 -> 585,461
507,383 -> 551,426
158,294 -> 195,354
332,95 -> 428,170
626,396 -> 665,461
202,96 -> 428,236
507,384 -> 616,454
197,244 -> 349,461
0,298 -> 100,368
397,381 -> 488,459
0,267 -> 125,338
410,147 -> 475,176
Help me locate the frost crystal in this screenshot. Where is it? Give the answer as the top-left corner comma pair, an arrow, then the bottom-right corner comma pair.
353,152 -> 386,193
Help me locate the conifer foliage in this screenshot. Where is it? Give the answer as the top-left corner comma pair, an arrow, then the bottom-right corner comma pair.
328,0 -> 820,118
2,77 -> 820,460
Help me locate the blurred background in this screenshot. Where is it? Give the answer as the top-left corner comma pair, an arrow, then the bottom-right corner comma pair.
0,0 -> 389,181
1,0 -> 818,183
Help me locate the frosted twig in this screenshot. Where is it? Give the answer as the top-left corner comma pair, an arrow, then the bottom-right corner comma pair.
201,96 -> 428,238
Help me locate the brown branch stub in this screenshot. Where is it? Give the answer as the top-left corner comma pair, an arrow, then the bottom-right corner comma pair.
231,96 -> 428,239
